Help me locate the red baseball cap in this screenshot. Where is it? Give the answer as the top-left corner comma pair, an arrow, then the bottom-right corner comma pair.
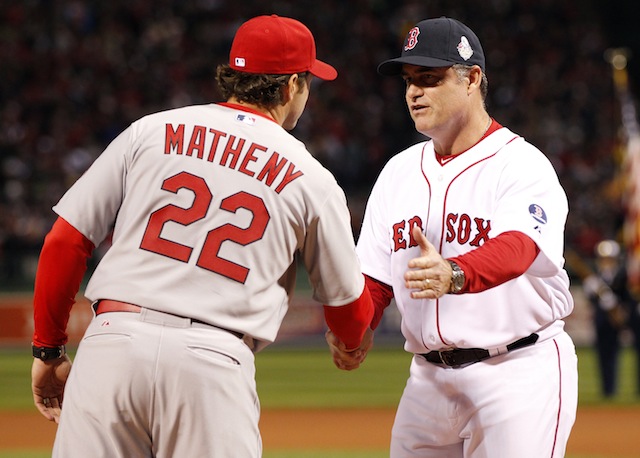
229,15 -> 338,81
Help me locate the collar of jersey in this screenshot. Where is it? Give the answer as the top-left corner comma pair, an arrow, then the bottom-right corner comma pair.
434,118 -> 502,165
218,102 -> 277,123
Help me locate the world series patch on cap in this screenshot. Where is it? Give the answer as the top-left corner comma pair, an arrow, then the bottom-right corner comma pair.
378,17 -> 485,75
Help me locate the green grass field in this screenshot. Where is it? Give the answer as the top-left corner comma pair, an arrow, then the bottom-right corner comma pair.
1,345 -> 638,457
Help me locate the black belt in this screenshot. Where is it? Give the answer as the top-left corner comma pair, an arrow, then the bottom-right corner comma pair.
420,333 -> 539,368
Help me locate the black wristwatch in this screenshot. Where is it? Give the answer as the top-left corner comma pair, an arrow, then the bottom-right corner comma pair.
447,260 -> 465,294
32,344 -> 66,361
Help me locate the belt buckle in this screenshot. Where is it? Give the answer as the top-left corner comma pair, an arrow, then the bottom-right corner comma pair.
438,350 -> 458,367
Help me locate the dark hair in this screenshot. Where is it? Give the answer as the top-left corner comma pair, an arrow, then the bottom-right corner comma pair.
215,64 -> 309,109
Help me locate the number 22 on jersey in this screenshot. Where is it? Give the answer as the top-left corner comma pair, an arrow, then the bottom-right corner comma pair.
140,171 -> 270,284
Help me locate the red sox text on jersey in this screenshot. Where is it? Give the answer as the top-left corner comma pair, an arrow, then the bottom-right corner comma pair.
164,122 -> 303,194
392,214 -> 492,252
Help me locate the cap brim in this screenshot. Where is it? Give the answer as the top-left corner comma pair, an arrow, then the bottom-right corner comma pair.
310,59 -> 338,81
377,56 -> 456,75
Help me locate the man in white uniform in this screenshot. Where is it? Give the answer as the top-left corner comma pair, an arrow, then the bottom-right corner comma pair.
31,15 -> 373,457
327,17 -> 578,457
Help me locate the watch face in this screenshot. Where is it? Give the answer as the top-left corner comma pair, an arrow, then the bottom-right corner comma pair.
453,273 -> 464,291
32,345 -> 64,361
449,261 -> 464,293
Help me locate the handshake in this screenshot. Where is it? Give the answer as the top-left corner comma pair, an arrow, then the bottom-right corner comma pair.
325,327 -> 374,371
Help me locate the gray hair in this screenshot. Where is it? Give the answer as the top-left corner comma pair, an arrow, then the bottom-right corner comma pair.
452,64 -> 488,101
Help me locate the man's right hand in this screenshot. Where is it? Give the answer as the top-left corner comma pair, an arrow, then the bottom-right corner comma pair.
325,327 -> 374,371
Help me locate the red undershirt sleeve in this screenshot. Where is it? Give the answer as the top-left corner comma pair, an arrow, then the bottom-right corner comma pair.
323,277 -> 374,349
450,231 -> 540,294
32,217 -> 95,347
364,275 -> 394,330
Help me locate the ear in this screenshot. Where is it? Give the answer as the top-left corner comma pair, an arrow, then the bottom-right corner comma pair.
467,66 -> 483,93
282,74 -> 299,104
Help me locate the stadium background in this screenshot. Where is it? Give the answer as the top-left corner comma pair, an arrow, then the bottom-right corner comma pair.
1,1 -> 639,457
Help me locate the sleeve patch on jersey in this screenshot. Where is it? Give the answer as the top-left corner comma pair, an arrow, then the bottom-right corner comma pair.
236,114 -> 256,125
529,203 -> 547,224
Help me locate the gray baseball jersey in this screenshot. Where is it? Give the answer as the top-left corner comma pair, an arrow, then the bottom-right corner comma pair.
53,103 -> 364,350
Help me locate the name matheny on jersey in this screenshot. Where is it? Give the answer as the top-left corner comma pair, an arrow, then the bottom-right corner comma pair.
163,123 -> 304,194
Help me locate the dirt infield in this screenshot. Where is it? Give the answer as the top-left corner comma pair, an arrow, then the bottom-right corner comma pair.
2,406 -> 639,456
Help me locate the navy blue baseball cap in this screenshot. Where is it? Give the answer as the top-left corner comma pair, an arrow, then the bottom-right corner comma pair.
378,17 -> 485,75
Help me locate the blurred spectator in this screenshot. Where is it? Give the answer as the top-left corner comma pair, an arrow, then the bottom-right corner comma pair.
583,240 -> 640,397
0,0 -> 632,285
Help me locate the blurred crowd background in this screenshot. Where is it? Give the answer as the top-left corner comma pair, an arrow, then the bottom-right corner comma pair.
1,0 -> 639,288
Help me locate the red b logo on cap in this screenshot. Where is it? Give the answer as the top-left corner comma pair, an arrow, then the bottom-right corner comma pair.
404,27 -> 420,51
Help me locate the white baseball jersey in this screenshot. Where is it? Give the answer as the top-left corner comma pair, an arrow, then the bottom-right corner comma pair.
53,103 -> 364,349
357,126 -> 573,353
